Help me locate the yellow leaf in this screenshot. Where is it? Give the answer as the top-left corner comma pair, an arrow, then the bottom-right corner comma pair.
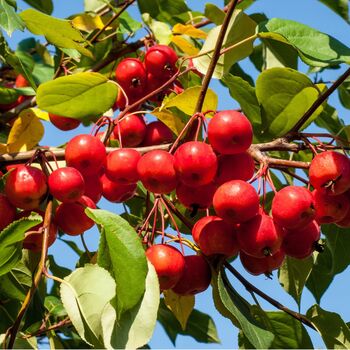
171,36 -> 199,56
0,143 -> 7,155
151,108 -> 186,136
163,289 -> 195,330
30,108 -> 50,121
173,24 -> 207,39
7,109 -> 44,153
72,13 -> 106,32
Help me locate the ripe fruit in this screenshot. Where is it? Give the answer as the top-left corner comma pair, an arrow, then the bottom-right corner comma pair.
49,113 -> 81,131
237,213 -> 284,258
174,141 -> 217,186
309,151 -> 350,195
208,110 -> 253,154
145,45 -> 178,79
5,165 -> 48,210
313,189 -> 350,224
17,210 -> 57,252
113,114 -> 147,147
215,153 -> 255,185
272,186 -> 315,229
48,167 -> 85,202
196,216 -> 240,257
137,150 -> 177,194
115,58 -> 147,98
213,180 -> 259,224
105,148 -> 141,184
55,195 -> 96,235
146,244 -> 185,290
82,174 -> 103,203
282,220 -> 321,259
240,250 -> 285,276
176,182 -> 216,210
15,74 -> 29,88
0,194 -> 16,231
101,175 -> 137,202
142,121 -> 174,146
172,255 -> 211,295
192,215 -> 217,244
65,134 -> 106,176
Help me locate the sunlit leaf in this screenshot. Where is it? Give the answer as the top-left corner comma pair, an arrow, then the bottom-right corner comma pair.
172,24 -> 207,39
0,0 -> 25,36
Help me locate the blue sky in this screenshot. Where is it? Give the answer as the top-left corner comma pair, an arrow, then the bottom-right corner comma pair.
6,0 -> 350,348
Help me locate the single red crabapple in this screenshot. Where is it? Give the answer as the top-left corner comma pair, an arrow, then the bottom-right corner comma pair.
309,151 -> 350,195
172,255 -> 212,295
105,148 -> 141,184
48,167 -> 85,203
213,180 -> 259,224
146,244 -> 185,291
101,174 -> 137,203
282,220 -> 321,259
192,215 -> 217,245
145,45 -> 178,79
137,150 -> 178,194
113,114 -> 147,147
5,165 -> 48,210
15,74 -> 29,87
142,121 -> 174,146
55,195 -> 96,236
82,174 -> 103,204
174,141 -> 218,187
215,153 -> 255,185
65,134 -> 106,177
237,213 -> 284,258
272,186 -> 316,229
49,113 -> 81,131
0,194 -> 16,231
208,110 -> 253,154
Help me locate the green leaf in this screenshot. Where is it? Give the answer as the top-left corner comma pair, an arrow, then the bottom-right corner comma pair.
278,256 -> 313,307
318,0 -> 349,22
338,77 -> 350,109
263,39 -> 298,70
20,9 -> 92,58
322,224 -> 350,275
204,4 -> 225,25
0,213 -> 42,277
158,299 -> 220,345
193,10 -> 256,79
250,308 -> 314,349
0,86 -> 19,104
118,11 -> 142,34
151,107 -> 185,136
306,304 -> 350,348
162,86 -> 218,115
36,72 -> 118,120
86,209 -> 148,316
258,18 -> 350,67
0,0 -> 25,36
142,14 -> 172,45
255,67 -> 323,138
44,296 -> 68,318
137,0 -> 190,25
306,245 -> 334,303
102,260 -> 159,349
216,269 -> 274,348
22,0 -> 53,14
60,264 -> 116,348
221,73 -> 261,129
0,333 -> 37,349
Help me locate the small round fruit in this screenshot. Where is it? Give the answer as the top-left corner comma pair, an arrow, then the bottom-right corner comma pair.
106,148 -> 141,184
83,174 -> 103,203
172,255 -> 211,295
313,189 -> 350,224
192,216 -> 217,244
15,74 -> 29,88
213,180 -> 259,224
282,220 -> 321,259
5,165 -> 48,210
17,210 -> 57,252
240,250 -> 285,276
137,150 -> 177,194
174,141 -> 217,187
197,216 -> 240,257
145,45 -> 178,79
215,153 -> 255,185
55,195 -> 96,235
272,186 -> 315,229
113,114 -> 147,147
176,182 -> 216,210
65,134 -> 106,176
146,244 -> 185,291
0,194 -> 16,231
309,151 -> 350,195
208,110 -> 253,154
49,113 -> 81,131
48,167 -> 85,202
142,121 -> 174,146
101,175 -> 137,203
237,213 -> 284,258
